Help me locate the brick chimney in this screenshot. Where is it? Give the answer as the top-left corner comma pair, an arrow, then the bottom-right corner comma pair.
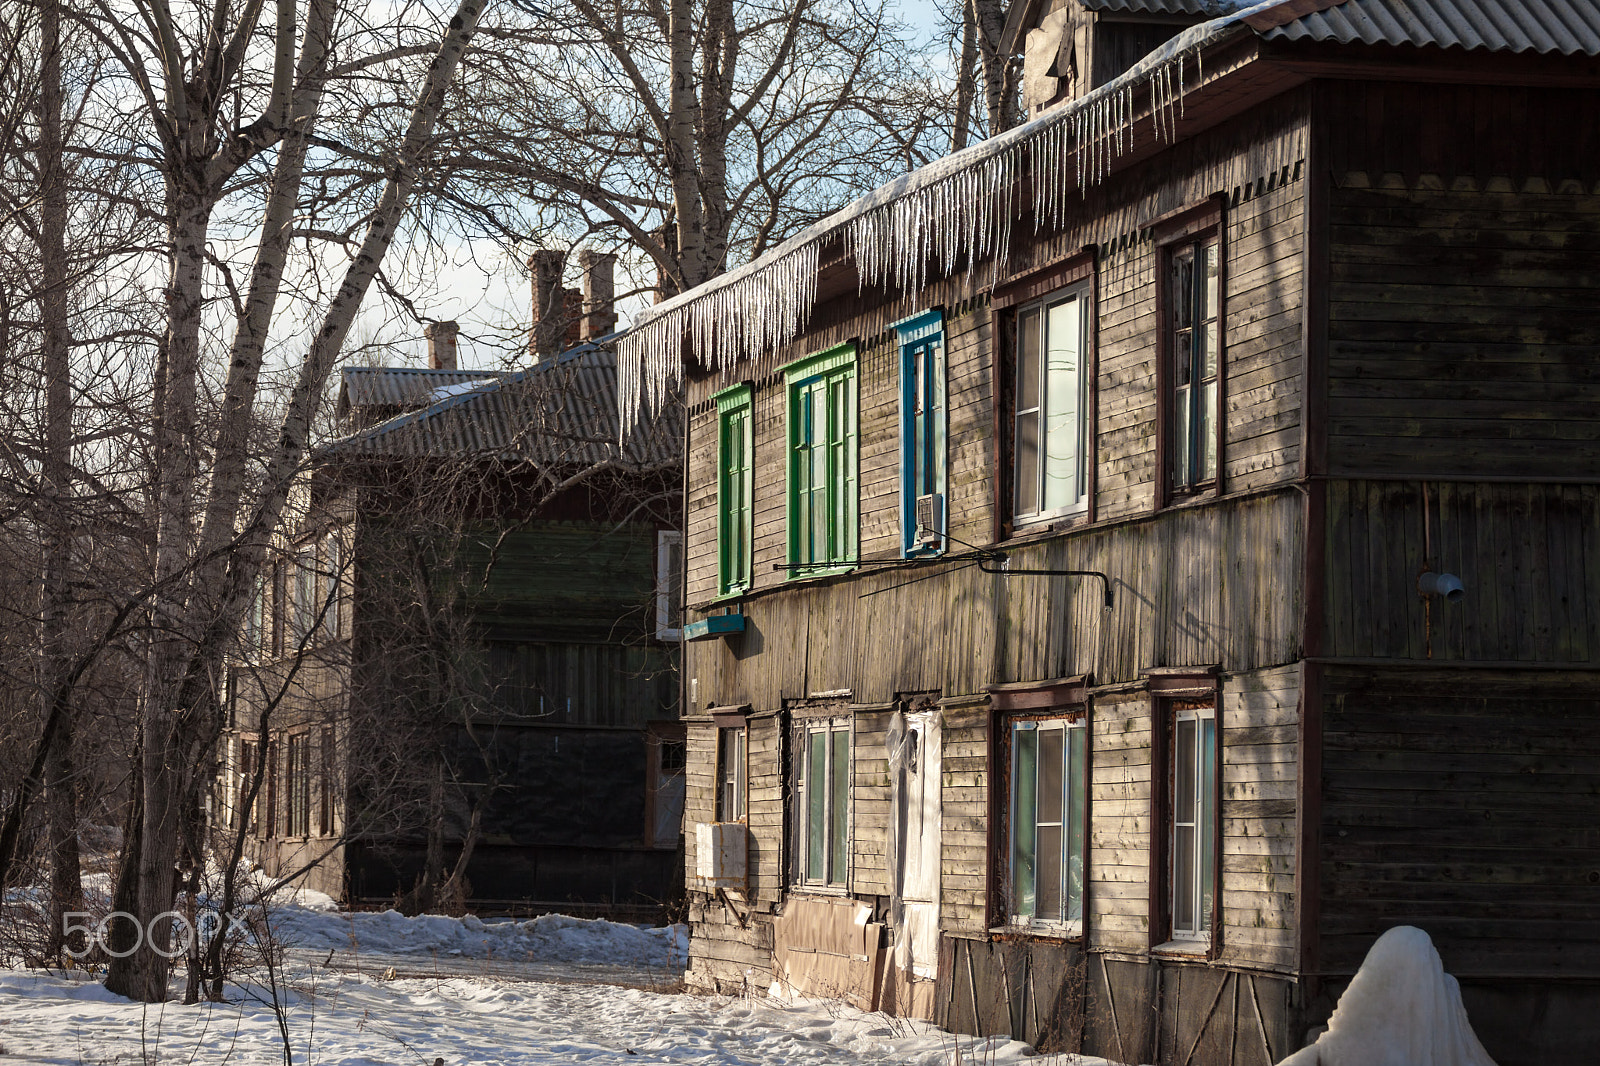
529,250 -> 567,361
425,319 -> 459,370
579,250 -> 617,341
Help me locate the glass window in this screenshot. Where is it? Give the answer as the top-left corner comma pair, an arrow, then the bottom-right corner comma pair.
784,346 -> 857,575
1010,716 -> 1088,929
1014,285 -> 1090,523
656,530 -> 684,639
796,718 -> 850,886
286,733 -> 310,837
1170,701 -> 1217,940
716,385 -> 753,596
320,533 -> 340,640
1168,236 -> 1220,495
894,311 -> 946,556
716,726 -> 747,822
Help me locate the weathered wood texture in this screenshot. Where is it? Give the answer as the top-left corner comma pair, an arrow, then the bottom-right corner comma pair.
1088,693 -> 1153,954
1322,81 -> 1600,190
1318,668 -> 1600,979
685,896 -> 776,994
1324,181 -> 1600,478
852,710 -> 892,897
1322,479 -> 1600,663
688,489 -> 1301,708
1218,665 -> 1299,971
941,705 -> 990,935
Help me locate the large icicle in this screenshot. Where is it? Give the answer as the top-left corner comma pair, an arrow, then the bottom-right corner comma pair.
619,2 -> 1284,432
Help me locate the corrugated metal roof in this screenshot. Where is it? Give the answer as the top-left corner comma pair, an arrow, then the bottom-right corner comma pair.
1261,0 -> 1600,55
1086,0 -> 1247,16
338,366 -> 504,414
326,343 -> 679,469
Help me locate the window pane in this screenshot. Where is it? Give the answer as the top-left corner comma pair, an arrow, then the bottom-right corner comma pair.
1200,717 -> 1216,927
1017,309 -> 1040,412
1200,379 -> 1218,482
807,731 -> 826,880
1202,241 -> 1220,379
1067,724 -> 1087,922
1176,718 -> 1196,825
1039,729 -> 1064,824
1171,386 -> 1191,489
829,728 -> 850,884
1015,412 -> 1039,515
1043,297 -> 1083,512
1174,822 -> 1195,931
1037,824 -> 1062,920
1011,725 -> 1037,918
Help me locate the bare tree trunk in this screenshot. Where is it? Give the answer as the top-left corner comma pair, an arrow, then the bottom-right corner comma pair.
37,0 -> 81,963
667,0 -> 707,289
952,0 -> 979,152
108,0 -> 488,1001
970,0 -> 1017,136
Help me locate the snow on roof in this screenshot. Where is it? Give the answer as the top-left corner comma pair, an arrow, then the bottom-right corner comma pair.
616,1 -> 1303,429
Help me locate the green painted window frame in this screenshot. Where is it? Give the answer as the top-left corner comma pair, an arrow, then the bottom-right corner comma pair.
783,344 -> 858,577
715,384 -> 754,597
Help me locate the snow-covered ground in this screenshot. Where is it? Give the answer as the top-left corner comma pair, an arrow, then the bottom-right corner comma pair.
0,899 -> 1130,1066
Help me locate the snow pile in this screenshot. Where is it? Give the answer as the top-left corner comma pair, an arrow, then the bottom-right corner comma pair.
267,898 -> 689,969
0,965 -> 1138,1066
1277,926 -> 1498,1066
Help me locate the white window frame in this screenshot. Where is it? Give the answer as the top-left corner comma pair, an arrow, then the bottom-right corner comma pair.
656,530 -> 684,641
716,725 -> 747,822
794,717 -> 851,889
1170,703 -> 1217,943
1013,283 -> 1091,525
1008,715 -> 1088,934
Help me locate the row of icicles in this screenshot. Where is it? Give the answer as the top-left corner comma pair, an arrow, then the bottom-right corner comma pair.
618,46 -> 1197,432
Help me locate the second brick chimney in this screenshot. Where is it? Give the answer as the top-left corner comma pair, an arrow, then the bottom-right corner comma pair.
425,319 -> 459,370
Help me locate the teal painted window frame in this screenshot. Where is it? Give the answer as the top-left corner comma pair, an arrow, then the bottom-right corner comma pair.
894,310 -> 946,557
783,344 -> 857,577
715,384 -> 754,597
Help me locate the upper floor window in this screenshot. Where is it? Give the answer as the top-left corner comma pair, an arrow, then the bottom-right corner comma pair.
715,385 -> 753,596
895,311 -> 946,556
320,532 -> 341,641
1011,283 -> 1091,527
784,345 -> 857,575
1164,227 -> 1222,499
655,530 -> 684,640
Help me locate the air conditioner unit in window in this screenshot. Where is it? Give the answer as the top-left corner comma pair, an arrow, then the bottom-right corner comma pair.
914,493 -> 944,549
696,822 -> 747,887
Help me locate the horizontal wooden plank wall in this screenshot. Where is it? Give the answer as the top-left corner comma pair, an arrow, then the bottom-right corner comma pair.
1324,181 -> 1600,478
1218,665 -> 1299,971
852,710 -> 892,897
1321,480 -> 1600,663
687,488 -> 1302,710
749,715 -> 784,904
1088,692 -> 1153,954
941,703 -> 990,935
1317,667 -> 1600,979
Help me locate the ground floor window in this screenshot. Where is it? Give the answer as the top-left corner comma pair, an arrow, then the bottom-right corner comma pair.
794,718 -> 850,887
716,726 -> 746,822
1010,715 -> 1088,929
1169,699 -> 1217,942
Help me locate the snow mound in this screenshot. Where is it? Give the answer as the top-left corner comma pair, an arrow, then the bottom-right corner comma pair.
1278,926 -> 1498,1066
268,901 -> 688,968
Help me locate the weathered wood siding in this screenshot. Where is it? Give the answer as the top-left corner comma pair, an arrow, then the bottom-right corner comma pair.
1218,665 -> 1299,971
1088,692 -> 1153,953
852,710 -> 893,897
1324,181 -> 1600,479
1322,480 -> 1600,663
941,702 -> 990,935
1317,668 -> 1600,980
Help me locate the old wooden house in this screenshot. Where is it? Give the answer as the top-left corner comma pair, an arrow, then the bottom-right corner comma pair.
224,281 -> 686,915
617,1 -> 1600,1062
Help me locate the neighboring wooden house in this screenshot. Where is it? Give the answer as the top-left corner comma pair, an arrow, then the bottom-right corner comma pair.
616,1 -> 1600,1062
223,306 -> 685,915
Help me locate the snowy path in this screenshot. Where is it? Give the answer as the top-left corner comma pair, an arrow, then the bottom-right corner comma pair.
0,966 -> 1048,1066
